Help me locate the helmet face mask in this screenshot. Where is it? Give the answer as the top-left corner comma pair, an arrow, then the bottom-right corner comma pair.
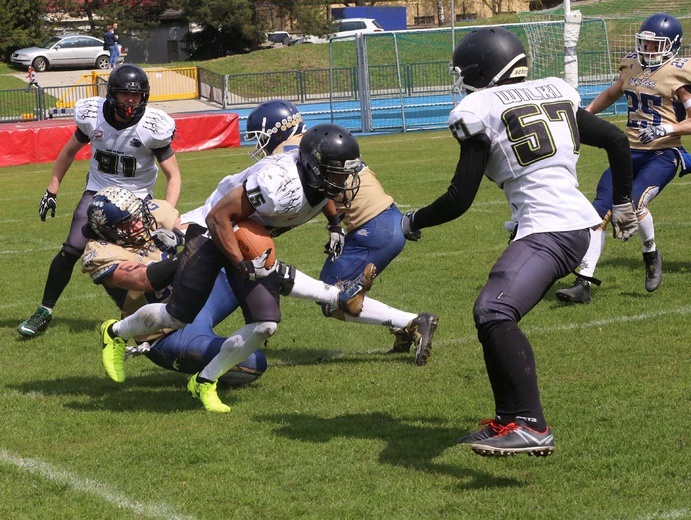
87,187 -> 156,247
635,13 -> 683,68
245,100 -> 305,161
450,27 -> 529,102
298,124 -> 362,207
106,65 -> 151,122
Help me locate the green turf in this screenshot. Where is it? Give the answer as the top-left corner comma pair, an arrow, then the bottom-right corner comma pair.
1,124 -> 690,519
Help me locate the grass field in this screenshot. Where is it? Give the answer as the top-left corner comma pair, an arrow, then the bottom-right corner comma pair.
1,125 -> 690,519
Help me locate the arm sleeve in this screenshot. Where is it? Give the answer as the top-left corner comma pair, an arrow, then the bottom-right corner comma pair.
576,108 -> 632,205
152,144 -> 175,162
411,134 -> 490,230
75,127 -> 90,143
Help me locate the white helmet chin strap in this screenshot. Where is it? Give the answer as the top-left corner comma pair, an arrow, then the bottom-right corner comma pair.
487,53 -> 528,88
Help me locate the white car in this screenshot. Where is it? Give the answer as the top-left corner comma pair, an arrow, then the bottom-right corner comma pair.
10,34 -> 121,72
332,18 -> 384,39
298,18 -> 385,44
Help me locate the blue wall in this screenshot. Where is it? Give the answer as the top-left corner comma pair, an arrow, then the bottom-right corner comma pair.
331,7 -> 407,31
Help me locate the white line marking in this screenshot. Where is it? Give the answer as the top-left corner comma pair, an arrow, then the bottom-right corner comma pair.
639,510 -> 691,520
0,449 -> 197,520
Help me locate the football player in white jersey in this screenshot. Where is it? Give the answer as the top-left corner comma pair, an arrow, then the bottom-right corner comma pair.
99,124 -> 377,412
81,187 -> 267,388
18,65 -> 181,338
557,13 -> 691,303
245,100 -> 438,366
400,28 -> 637,456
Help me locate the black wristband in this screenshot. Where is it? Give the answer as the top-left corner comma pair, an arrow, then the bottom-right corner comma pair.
326,213 -> 341,226
146,256 -> 179,291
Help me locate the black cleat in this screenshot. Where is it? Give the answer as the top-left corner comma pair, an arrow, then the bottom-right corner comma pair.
643,249 -> 662,292
470,423 -> 555,457
555,277 -> 591,304
455,419 -> 504,444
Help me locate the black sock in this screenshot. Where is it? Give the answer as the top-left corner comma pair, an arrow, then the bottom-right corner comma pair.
478,320 -> 547,431
41,250 -> 80,309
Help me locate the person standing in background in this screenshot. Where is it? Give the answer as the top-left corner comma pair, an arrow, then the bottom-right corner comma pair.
112,23 -> 121,66
103,23 -> 118,69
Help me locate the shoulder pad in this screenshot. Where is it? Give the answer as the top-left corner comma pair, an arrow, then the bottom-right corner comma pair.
146,199 -> 179,230
244,160 -> 303,216
74,97 -> 100,131
140,109 -> 177,148
447,104 -> 487,141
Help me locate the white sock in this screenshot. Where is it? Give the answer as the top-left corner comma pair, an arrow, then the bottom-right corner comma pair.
637,209 -> 656,252
342,296 -> 416,328
114,303 -> 186,340
199,322 -> 276,381
287,269 -> 339,305
578,228 -> 606,279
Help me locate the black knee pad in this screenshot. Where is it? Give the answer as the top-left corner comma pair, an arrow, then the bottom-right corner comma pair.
477,320 -> 516,346
275,261 -> 297,296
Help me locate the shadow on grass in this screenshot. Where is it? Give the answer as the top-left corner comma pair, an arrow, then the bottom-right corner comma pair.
1,316 -> 103,339
6,372 -> 262,413
255,411 -> 524,489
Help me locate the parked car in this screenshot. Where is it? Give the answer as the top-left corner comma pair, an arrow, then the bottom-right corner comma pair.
264,31 -> 292,48
10,34 -> 122,72
332,18 -> 384,39
297,18 -> 385,45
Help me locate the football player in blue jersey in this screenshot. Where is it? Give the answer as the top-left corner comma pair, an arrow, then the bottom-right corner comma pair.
557,13 -> 691,303
18,65 -> 181,338
245,99 -> 438,366
400,28 -> 636,456
81,187 -> 267,388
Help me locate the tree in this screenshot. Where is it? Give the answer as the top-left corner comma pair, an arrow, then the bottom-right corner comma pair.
0,0 -> 51,61
175,0 -> 263,58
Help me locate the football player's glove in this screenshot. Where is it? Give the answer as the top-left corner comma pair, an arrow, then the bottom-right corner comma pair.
152,228 -> 184,252
401,211 -> 421,241
235,249 -> 277,281
637,124 -> 673,144
611,202 -> 638,242
324,225 -> 346,260
39,190 -> 57,221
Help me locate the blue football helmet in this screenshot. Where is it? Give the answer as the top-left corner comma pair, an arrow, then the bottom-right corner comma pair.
635,13 -> 683,68
245,99 -> 305,161
87,187 -> 156,247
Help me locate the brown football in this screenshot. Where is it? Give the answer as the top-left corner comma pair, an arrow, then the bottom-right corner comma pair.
233,220 -> 276,267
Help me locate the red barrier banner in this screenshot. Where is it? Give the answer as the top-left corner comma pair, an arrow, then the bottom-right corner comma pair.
0,112 -> 240,168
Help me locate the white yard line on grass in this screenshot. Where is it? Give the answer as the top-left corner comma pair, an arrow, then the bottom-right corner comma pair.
0,449 -> 198,520
640,510 -> 691,520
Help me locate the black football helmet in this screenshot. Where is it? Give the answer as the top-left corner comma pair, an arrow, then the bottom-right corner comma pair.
245,99 -> 306,161
635,13 -> 683,68
298,124 -> 362,207
106,64 -> 150,121
87,187 -> 156,247
451,27 -> 529,98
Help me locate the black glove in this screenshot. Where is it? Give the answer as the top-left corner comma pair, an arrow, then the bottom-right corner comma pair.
39,190 -> 57,221
235,249 -> 277,281
152,228 -> 185,251
324,225 -> 346,260
401,211 -> 421,241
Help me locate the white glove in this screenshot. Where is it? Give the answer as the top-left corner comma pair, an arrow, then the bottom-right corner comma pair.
611,202 -> 638,242
236,249 -> 277,281
401,211 -> 421,241
152,228 -> 184,251
324,225 -> 346,260
637,124 -> 672,144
